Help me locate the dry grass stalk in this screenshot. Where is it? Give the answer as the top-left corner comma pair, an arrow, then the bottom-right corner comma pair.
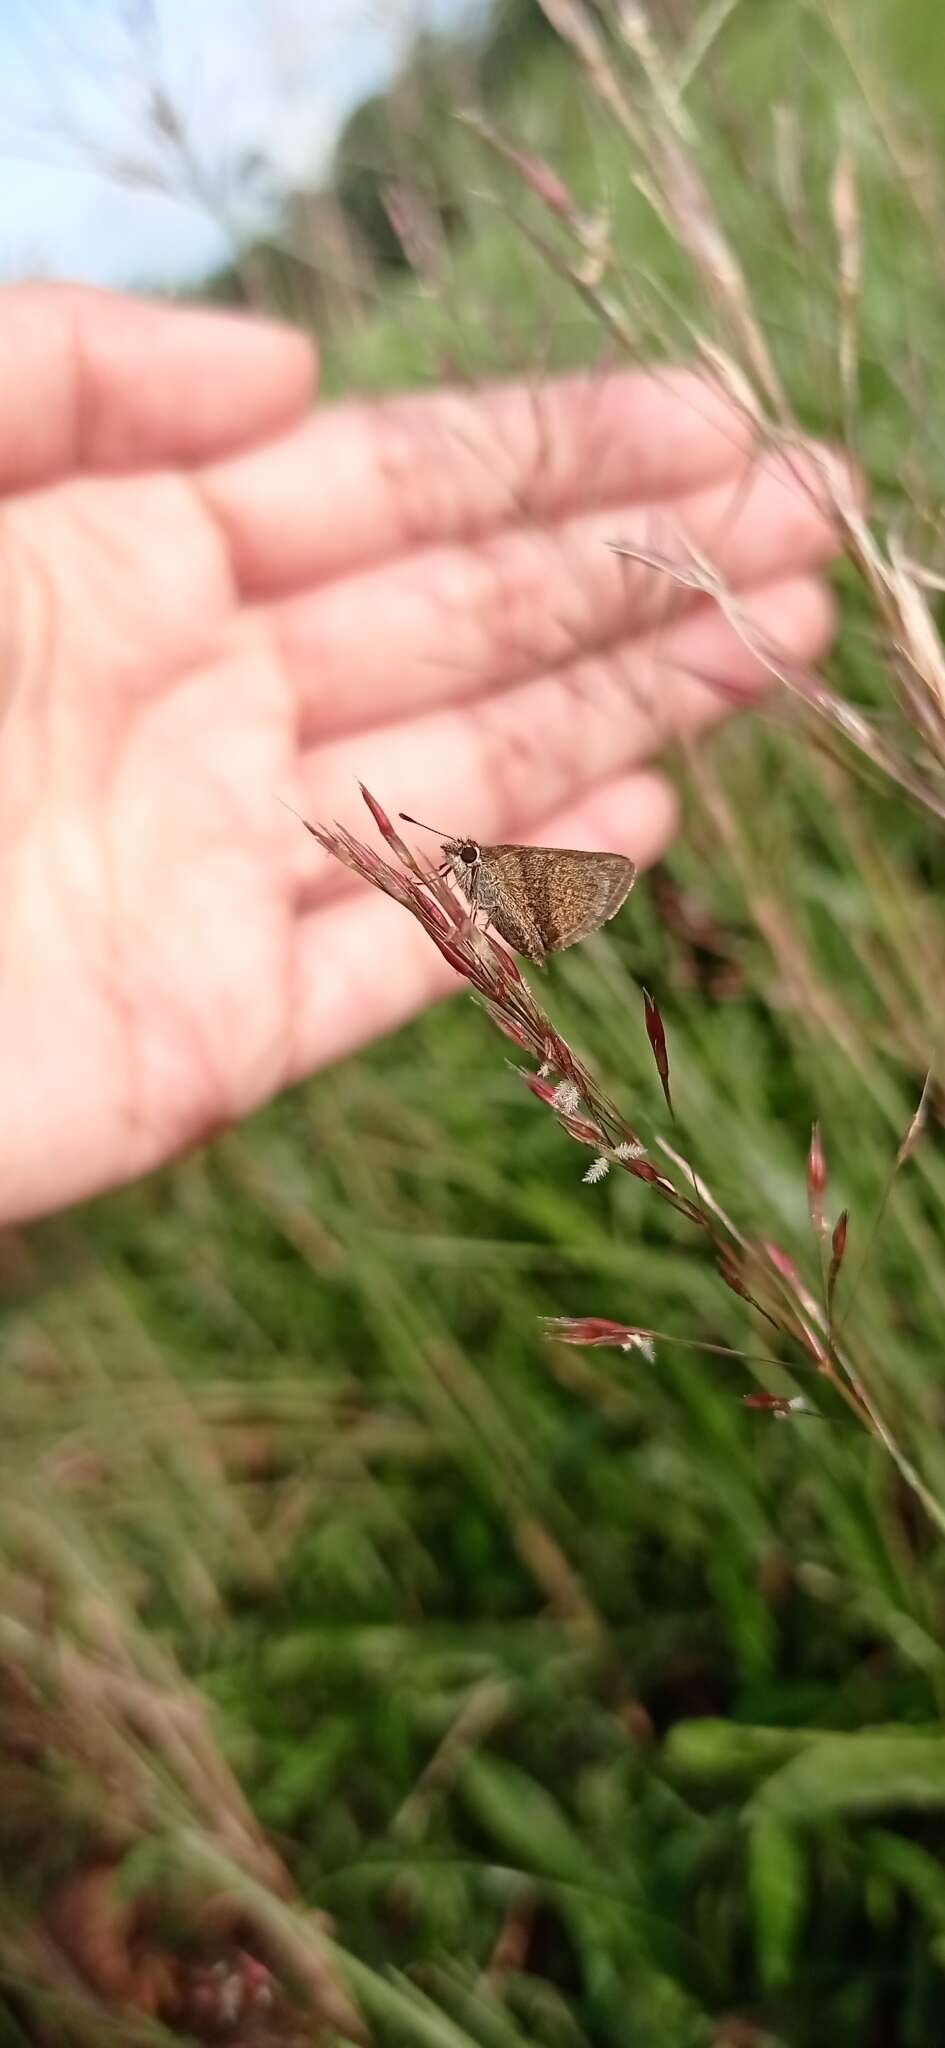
0,1531 -> 367,2043
508,0 -> 945,800
309,786 -> 945,1542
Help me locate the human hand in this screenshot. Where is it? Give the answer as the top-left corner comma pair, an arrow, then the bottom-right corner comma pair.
0,285 -> 844,1222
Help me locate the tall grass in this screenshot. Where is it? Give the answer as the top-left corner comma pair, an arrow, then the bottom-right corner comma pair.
6,2 -> 945,2043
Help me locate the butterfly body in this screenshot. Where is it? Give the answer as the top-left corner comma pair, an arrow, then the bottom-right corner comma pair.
439,835 -> 636,964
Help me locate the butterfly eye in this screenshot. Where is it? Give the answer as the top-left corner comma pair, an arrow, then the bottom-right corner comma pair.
459,840 -> 479,864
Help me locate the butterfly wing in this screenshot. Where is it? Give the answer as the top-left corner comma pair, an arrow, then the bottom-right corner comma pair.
488,847 -> 636,958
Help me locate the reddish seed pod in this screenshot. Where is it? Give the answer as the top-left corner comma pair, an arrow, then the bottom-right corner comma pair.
545,1316 -> 656,1350
433,939 -> 477,977
524,1073 -> 560,1107
763,1239 -> 803,1286
718,1253 -> 752,1303
556,1111 -> 606,1146
488,1011 -> 533,1051
743,1392 -> 794,1416
642,988 -> 674,1116
827,1208 -> 849,1316
422,897 -> 452,934
359,782 -> 397,841
486,935 -> 526,986
807,1122 -> 828,1236
625,1157 -> 663,1186
831,1209 -> 848,1263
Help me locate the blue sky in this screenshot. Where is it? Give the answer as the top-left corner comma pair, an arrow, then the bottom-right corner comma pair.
0,0 -> 483,288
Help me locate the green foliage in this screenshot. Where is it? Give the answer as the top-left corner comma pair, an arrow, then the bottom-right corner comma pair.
9,0 -> 945,2043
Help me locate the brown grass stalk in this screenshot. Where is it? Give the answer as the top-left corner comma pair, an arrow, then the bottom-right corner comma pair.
309,787 -> 945,1542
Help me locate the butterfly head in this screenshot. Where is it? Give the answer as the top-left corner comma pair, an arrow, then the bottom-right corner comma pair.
444,835 -> 479,866
442,836 -> 481,887
398,814 -> 483,897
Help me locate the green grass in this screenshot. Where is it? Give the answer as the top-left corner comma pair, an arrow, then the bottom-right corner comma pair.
7,2 -> 945,2043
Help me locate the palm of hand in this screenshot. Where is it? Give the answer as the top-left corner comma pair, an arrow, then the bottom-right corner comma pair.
3,469 -> 297,1214
0,288 -> 845,1222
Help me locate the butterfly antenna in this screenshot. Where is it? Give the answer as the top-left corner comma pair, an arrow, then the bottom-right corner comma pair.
399,811 -> 454,839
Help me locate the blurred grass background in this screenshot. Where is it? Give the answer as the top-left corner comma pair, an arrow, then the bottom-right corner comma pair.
7,1 -> 945,2042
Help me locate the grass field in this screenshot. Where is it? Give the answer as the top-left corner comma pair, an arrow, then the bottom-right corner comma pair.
6,3 -> 945,2043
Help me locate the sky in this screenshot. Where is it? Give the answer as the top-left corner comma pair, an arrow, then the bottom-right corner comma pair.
0,0 -> 484,289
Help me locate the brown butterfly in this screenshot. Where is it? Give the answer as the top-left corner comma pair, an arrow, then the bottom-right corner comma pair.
400,814 -> 636,964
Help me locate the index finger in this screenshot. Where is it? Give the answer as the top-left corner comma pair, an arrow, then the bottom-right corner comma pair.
200,363 -> 758,596
0,284 -> 316,493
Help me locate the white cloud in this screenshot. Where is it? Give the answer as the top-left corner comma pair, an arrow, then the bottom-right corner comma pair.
0,0 -> 484,288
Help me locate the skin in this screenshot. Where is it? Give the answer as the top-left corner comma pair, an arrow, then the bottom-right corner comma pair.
0,283 -> 851,1223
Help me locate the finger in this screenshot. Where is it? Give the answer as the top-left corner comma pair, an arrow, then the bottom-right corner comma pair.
286,770 -> 679,1081
294,572 -> 835,901
201,364 -> 758,596
0,284 -> 316,492
280,444 -> 852,742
